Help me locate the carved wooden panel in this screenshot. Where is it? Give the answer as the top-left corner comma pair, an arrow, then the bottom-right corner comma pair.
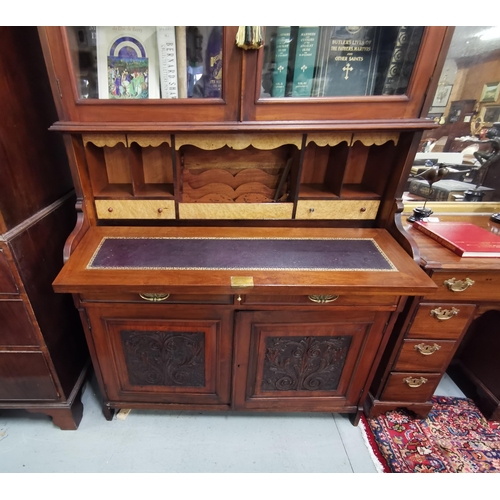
121,330 -> 205,387
261,335 -> 352,392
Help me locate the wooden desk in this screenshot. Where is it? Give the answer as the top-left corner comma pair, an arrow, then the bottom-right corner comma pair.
366,214 -> 500,419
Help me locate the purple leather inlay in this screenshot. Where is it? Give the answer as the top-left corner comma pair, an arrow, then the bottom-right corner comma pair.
88,237 -> 395,271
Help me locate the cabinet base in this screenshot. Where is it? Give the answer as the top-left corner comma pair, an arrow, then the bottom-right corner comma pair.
447,361 -> 500,421
364,393 -> 433,419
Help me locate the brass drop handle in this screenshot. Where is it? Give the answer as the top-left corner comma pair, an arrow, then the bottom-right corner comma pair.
443,277 -> 475,292
430,307 -> 459,321
403,376 -> 428,388
139,293 -> 170,302
414,343 -> 441,356
307,294 -> 339,304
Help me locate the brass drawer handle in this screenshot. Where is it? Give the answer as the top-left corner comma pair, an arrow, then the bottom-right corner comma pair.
307,294 -> 339,304
139,293 -> 170,302
403,376 -> 428,388
430,307 -> 459,321
414,343 -> 441,356
443,277 -> 475,292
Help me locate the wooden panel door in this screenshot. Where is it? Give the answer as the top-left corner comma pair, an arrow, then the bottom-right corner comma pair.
233,309 -> 390,412
85,304 -> 233,406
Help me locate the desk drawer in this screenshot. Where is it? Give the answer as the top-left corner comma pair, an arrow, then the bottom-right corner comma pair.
241,294 -> 399,308
428,271 -> 500,302
95,200 -> 176,220
393,339 -> 456,372
407,303 -> 475,340
80,292 -> 233,304
295,200 -> 379,220
380,372 -> 441,402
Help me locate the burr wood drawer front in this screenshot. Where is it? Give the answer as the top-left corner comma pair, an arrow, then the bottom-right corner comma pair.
241,294 -> 399,308
380,372 -> 441,402
407,303 -> 475,340
178,203 -> 294,220
80,292 -> 234,304
95,200 -> 176,219
295,200 -> 380,220
393,339 -> 457,372
428,271 -> 500,302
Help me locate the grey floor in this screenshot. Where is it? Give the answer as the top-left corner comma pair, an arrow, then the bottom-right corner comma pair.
0,373 -> 465,473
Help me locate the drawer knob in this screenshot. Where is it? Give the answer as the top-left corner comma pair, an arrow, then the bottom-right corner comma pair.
108,207 -> 113,212
414,343 -> 441,356
430,307 -> 459,321
139,293 -> 170,302
158,208 -> 163,213
443,277 -> 475,292
307,294 -> 339,304
403,376 -> 428,388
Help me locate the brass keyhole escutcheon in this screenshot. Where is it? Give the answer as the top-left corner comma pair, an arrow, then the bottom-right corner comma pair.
403,376 -> 428,388
414,343 -> 441,356
430,307 -> 459,321
307,295 -> 339,304
443,277 -> 475,292
139,293 -> 170,302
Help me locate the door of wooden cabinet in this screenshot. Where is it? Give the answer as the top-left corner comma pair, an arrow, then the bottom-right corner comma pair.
84,304 -> 233,408
232,309 -> 391,414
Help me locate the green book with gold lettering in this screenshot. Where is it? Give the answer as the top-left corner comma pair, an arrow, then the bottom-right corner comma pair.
271,26 -> 292,97
291,26 -> 320,97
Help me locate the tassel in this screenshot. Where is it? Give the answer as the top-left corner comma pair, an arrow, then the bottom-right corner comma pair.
236,26 -> 263,50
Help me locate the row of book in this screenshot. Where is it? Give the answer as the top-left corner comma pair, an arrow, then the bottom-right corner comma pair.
266,26 -> 424,98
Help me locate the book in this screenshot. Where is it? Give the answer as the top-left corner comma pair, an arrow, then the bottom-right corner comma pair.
413,221 -> 500,257
382,26 -> 424,95
271,26 -> 292,97
96,26 -> 160,99
157,26 -> 178,99
175,27 -> 187,98
291,26 -> 320,97
408,179 -> 493,201
313,26 -> 381,97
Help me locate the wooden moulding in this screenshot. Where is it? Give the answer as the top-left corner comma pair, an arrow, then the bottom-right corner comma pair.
306,133 -> 353,147
174,133 -> 303,151
127,134 -> 172,148
82,134 -> 128,148
178,203 -> 294,220
95,200 -> 176,220
295,200 -> 380,220
351,132 -> 400,147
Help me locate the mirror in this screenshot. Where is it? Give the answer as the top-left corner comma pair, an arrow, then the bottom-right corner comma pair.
404,26 -> 500,214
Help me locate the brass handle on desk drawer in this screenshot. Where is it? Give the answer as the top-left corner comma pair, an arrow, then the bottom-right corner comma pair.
403,376 -> 428,388
414,343 -> 441,356
139,293 -> 170,302
430,307 -> 459,321
443,277 -> 475,292
307,294 -> 339,304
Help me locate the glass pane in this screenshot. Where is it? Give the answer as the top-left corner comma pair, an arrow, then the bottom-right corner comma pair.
405,26 -> 500,204
66,26 -> 223,99
260,26 -> 424,98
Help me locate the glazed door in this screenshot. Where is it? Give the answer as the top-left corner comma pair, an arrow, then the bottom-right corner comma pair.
233,310 -> 390,412
85,304 -> 233,406
39,26 -> 242,123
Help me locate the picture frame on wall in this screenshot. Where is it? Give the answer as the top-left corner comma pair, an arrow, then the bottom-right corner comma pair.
432,84 -> 452,107
480,82 -> 500,103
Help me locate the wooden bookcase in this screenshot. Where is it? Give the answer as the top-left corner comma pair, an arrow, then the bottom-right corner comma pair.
38,26 -> 452,424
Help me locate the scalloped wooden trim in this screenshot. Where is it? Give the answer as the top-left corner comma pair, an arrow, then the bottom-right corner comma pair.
351,133 -> 399,146
306,133 -> 353,147
83,134 -> 128,148
128,134 -> 172,147
174,133 -> 303,150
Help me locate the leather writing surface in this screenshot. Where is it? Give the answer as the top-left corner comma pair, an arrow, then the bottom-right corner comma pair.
87,237 -> 396,271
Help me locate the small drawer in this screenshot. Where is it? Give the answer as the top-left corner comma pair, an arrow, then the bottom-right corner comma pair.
95,200 -> 176,220
394,339 -> 457,372
0,250 -> 19,294
407,303 -> 475,340
295,200 -> 380,220
178,203 -> 293,220
428,271 -> 500,302
380,372 -> 441,402
241,294 -> 399,308
80,292 -> 233,305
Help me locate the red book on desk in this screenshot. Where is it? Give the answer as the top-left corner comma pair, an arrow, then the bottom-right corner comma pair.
413,221 -> 500,257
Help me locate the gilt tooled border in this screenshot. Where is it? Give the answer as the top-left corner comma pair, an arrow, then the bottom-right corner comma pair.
86,236 -> 397,272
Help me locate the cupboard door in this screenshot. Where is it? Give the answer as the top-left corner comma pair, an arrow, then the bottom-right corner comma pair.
233,310 -> 390,412
86,304 -> 232,406
39,26 -> 242,123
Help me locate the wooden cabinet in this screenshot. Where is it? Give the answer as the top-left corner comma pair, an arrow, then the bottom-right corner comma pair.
367,215 -> 500,419
38,26 -> 452,424
0,27 -> 88,429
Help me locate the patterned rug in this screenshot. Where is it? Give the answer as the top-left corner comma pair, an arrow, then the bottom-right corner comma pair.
360,396 -> 500,473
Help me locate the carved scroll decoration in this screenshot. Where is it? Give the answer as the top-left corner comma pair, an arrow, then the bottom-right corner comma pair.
174,133 -> 303,150
351,132 -> 400,146
82,134 -> 128,148
121,330 -> 205,387
306,133 -> 353,147
261,335 -> 352,392
128,134 -> 172,147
